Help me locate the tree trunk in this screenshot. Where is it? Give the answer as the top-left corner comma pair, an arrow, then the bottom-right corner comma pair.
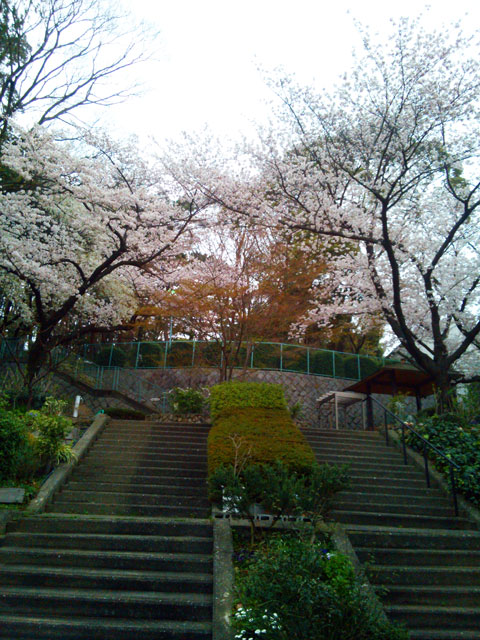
24,338 -> 49,408
433,370 -> 455,415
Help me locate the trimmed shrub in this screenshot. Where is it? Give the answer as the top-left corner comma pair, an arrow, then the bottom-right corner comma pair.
207,407 -> 315,475
210,382 -> 287,422
104,407 -> 147,420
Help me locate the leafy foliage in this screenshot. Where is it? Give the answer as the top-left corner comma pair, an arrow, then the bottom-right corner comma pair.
233,536 -> 408,640
171,387 -> 206,415
25,397 -> 76,466
0,394 -> 28,481
208,460 -> 349,542
405,414 -> 480,507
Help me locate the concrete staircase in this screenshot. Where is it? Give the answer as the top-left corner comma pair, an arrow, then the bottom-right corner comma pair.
302,427 -> 480,640
0,419 -> 213,639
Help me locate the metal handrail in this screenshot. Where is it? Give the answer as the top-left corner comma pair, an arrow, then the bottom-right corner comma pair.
56,350 -> 172,413
370,396 -> 460,516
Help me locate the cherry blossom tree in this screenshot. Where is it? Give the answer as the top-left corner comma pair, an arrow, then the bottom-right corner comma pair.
0,0 -> 153,141
168,18 -> 480,409
0,125 -> 206,400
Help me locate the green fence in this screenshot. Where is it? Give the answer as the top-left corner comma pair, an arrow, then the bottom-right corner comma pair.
80,340 -> 390,381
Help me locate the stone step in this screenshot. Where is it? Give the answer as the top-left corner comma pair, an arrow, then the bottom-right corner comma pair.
343,483 -> 437,497
0,615 -> 212,640
8,516 -> 212,537
334,499 -> 454,518
348,473 -> 427,487
99,436 -> 209,447
409,630 -> 480,640
356,547 -> 480,567
382,585 -> 480,607
46,501 -> 210,518
72,472 -> 208,485
53,490 -> 210,508
3,532 -> 213,554
347,525 -> 480,550
0,547 -> 212,572
332,510 -> 475,530
0,586 -> 212,621
302,428 -> 381,438
312,454 -> 409,467
307,443 -> 401,457
368,565 -> 480,586
78,460 -> 207,472
338,491 -> 449,506
85,451 -> 207,463
0,564 -> 213,593
95,445 -> 207,455
66,481 -> 207,496
312,456 -> 419,472
346,467 -> 431,480
104,426 -> 210,436
385,605 -> 480,630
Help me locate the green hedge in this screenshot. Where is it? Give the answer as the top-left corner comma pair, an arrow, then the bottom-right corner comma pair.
207,407 -> 315,476
210,381 -> 287,422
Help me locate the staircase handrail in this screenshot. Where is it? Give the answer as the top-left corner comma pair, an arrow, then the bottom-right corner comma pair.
58,350 -> 171,412
369,395 -> 460,516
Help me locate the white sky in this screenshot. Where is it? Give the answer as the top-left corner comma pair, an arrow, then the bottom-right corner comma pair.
98,0 -> 480,145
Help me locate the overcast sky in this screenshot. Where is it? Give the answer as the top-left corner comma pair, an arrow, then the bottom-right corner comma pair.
102,0 -> 480,145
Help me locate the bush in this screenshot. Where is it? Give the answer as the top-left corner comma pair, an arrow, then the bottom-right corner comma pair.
25,397 -> 75,467
208,460 -> 349,540
233,536 -> 408,640
210,382 -> 287,422
405,414 -> 480,507
5,387 -> 47,410
171,387 -> 206,415
93,345 -> 127,367
138,342 -> 165,368
207,407 -> 315,475
310,350 -> 334,376
0,397 -> 28,481
104,407 -> 147,420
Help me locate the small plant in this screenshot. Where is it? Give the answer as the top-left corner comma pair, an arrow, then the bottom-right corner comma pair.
387,392 -> 411,421
171,387 -> 206,415
288,401 -> 303,420
25,397 -> 76,468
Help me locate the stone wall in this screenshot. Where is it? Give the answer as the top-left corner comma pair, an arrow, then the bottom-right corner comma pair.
133,367 -> 367,428
1,362 -> 425,429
